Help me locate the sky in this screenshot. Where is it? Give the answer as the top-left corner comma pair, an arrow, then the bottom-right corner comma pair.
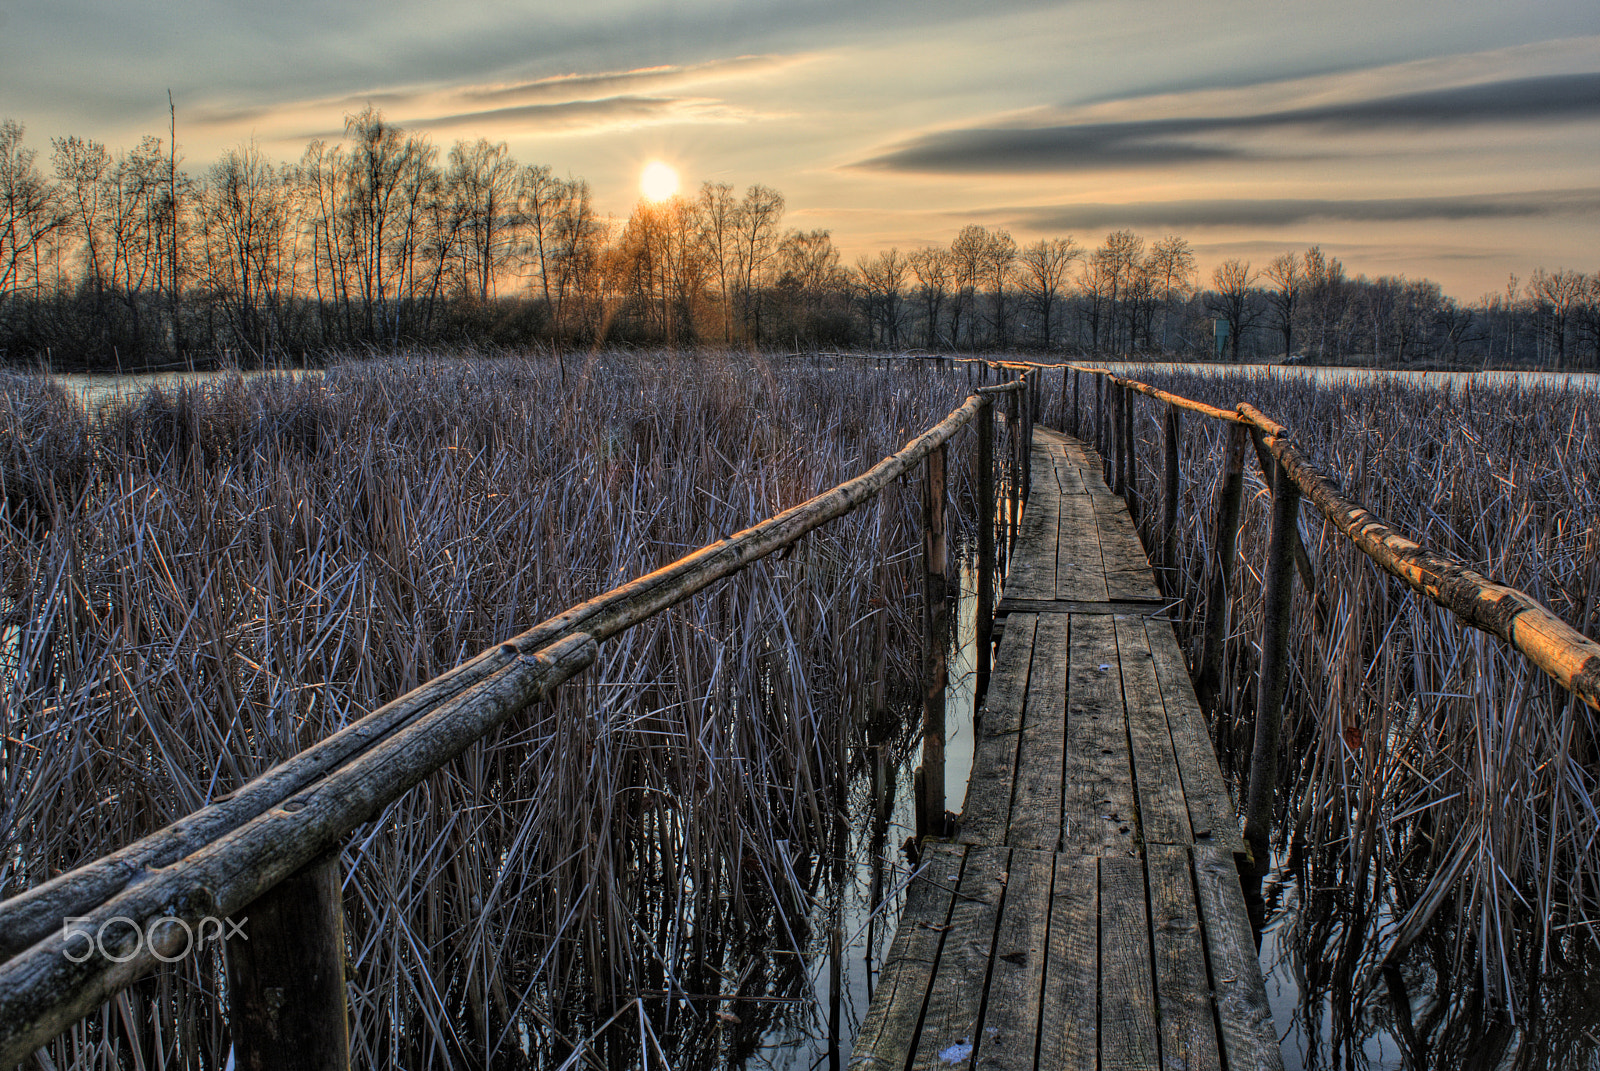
3,0 -> 1599,300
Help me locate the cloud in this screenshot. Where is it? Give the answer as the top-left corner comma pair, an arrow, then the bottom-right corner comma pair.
1008,188 -> 1600,231
856,71 -> 1600,173
406,96 -> 745,134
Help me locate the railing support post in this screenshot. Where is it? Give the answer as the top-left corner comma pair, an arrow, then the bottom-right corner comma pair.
919,443 -> 949,839
1243,446 -> 1302,874
1195,422 -> 1248,715
1097,375 -> 1108,480
226,854 -> 350,1071
1123,383 -> 1139,523
975,400 -> 995,707
1161,403 -> 1181,590
1008,386 -> 1021,555
1071,369 -> 1081,438
1021,373 -> 1034,505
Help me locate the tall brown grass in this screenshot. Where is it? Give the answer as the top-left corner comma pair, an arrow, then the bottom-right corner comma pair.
1080,366 -> 1599,1065
0,352 -> 981,1069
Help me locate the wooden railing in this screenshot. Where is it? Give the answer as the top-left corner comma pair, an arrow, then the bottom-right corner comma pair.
0,368 -> 1033,1069
1063,364 -> 1600,871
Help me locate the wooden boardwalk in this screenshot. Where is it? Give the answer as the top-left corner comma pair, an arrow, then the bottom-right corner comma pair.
850,428 -> 1282,1071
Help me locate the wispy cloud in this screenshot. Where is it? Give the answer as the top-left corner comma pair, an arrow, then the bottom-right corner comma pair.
1007,188 -> 1600,231
855,72 -> 1600,173
194,54 -> 805,141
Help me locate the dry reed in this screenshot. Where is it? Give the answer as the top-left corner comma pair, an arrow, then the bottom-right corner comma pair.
0,352 -> 984,1069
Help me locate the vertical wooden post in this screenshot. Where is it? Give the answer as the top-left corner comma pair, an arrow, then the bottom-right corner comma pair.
1195,422 -> 1248,715
1122,383 -> 1138,523
976,400 -> 995,706
1008,386 -> 1021,555
1111,383 -> 1125,495
920,443 -> 949,838
1021,373 -> 1034,505
1243,446 -> 1303,873
1096,375 -> 1107,478
227,855 -> 349,1071
1072,369 -> 1081,438
1161,403 -> 1181,590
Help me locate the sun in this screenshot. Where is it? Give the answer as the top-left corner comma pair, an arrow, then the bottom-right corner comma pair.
640,160 -> 680,202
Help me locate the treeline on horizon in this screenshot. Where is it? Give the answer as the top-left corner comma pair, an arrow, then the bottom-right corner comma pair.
2,109 -> 1598,372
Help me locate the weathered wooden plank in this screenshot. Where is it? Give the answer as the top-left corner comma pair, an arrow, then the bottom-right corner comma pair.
1148,844 -> 1224,1071
849,842 -> 967,1071
1037,854 -> 1097,1071
994,597 -> 1169,618
1114,615 -> 1192,847
972,848 -> 1054,1070
910,846 -> 1011,1071
1144,620 -> 1245,856
1194,843 -> 1284,1071
1007,614 -> 1071,852
1053,455 -> 1089,495
1100,855 -> 1160,1070
1055,490 -> 1110,603
1004,458 -> 1060,600
1091,492 -> 1163,602
960,616 -> 1037,846
1061,614 -> 1137,855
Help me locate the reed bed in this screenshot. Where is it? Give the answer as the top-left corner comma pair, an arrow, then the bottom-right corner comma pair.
1074,367 -> 1600,1065
0,352 -> 983,1069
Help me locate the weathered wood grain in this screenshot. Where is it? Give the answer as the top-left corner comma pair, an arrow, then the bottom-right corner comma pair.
1055,491 -> 1110,604
849,842 -> 967,1071
973,848 -> 1055,1070
1114,616 -> 1191,847
1144,621 -> 1245,856
1148,844 -> 1223,1071
1194,843 -> 1284,1071
1091,493 -> 1162,602
1007,614 -> 1071,852
910,847 -> 1011,1071
1099,855 -> 1159,1070
960,616 -> 1038,846
1061,614 -> 1136,855
1037,854 -> 1097,1071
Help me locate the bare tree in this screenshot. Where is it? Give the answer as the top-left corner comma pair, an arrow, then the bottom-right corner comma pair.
855,247 -> 907,347
1205,258 -> 1258,362
1528,267 -> 1587,370
444,138 -> 518,301
908,246 -> 952,349
732,184 -> 783,343
1017,236 -> 1080,351
0,121 -> 64,305
948,224 -> 989,348
694,181 -> 738,344
1146,235 -> 1195,351
983,228 -> 1019,349
1263,251 -> 1301,361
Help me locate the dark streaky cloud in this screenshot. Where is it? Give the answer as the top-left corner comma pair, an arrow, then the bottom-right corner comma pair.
1012,188 -> 1600,231
859,72 -> 1600,173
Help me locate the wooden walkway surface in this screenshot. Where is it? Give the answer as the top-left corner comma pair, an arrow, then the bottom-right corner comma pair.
850,428 -> 1282,1071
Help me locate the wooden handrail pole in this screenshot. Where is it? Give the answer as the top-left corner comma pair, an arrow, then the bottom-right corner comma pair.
226,854 -> 349,1071
921,442 -> 949,838
1195,422 -> 1249,715
1243,446 -> 1302,873
1008,387 -> 1021,555
1112,383 -> 1126,497
975,401 -> 996,706
1161,403 -> 1181,591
